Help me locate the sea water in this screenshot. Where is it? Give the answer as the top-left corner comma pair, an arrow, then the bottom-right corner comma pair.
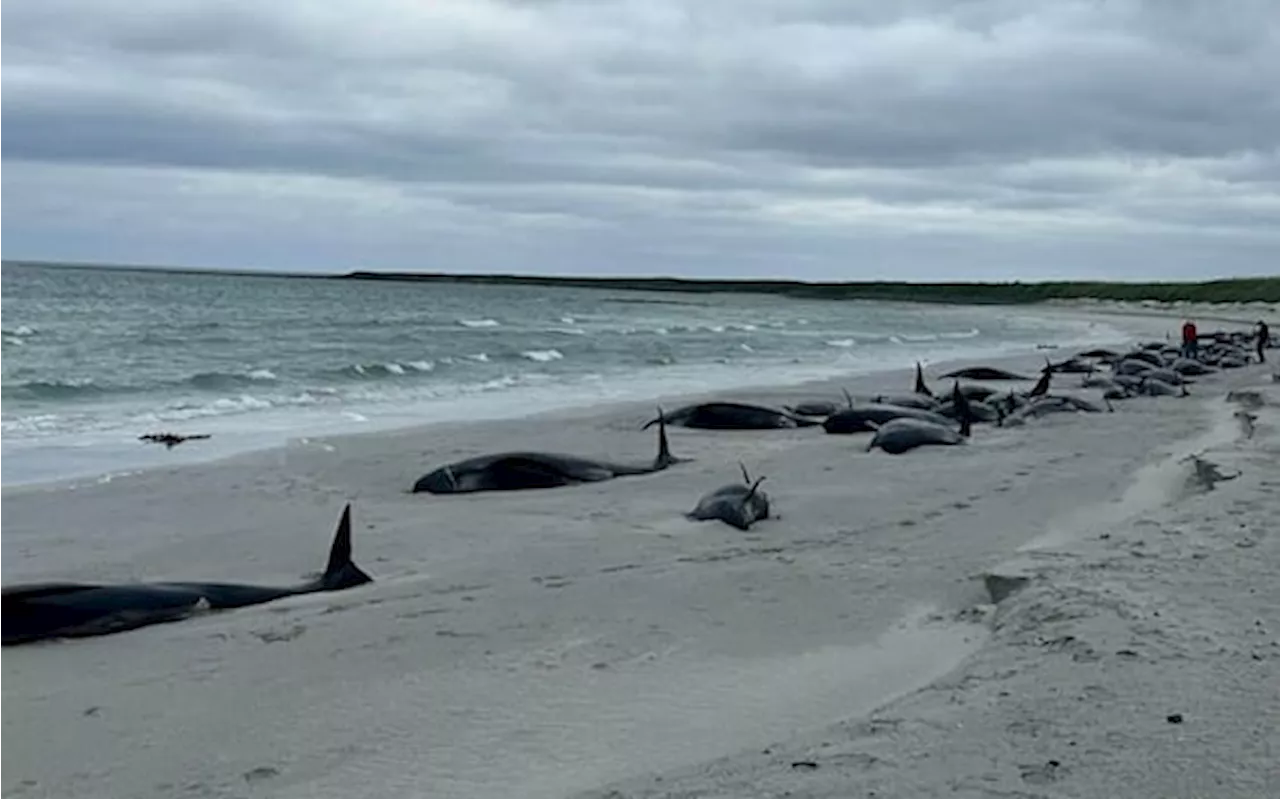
2,262 -> 1134,485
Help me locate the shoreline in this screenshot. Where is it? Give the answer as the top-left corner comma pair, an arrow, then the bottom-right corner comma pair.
1,304 -> 1196,494
4,320 -> 1274,797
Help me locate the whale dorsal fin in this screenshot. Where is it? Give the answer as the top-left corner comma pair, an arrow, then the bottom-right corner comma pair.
322,504 -> 373,590
914,362 -> 933,397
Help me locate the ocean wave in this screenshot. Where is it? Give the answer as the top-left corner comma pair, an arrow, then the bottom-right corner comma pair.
3,336 -> 26,346
466,353 -> 491,363
550,327 -> 587,336
187,369 -> 279,390
477,375 -> 519,391
940,328 -> 981,340
521,349 -> 564,363
8,378 -> 104,399
144,390 -> 337,423
825,339 -> 856,348
340,361 -> 431,379
458,318 -> 500,328
3,325 -> 37,337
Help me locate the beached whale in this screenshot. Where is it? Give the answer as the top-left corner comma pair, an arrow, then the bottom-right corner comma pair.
1003,394 -> 1113,426
1172,359 -> 1216,376
784,399 -> 842,417
939,398 -> 1003,424
1135,377 -> 1189,397
1047,357 -> 1095,374
1077,348 -> 1121,361
822,402 -> 954,435
643,402 -> 819,430
866,415 -> 970,455
686,465 -> 771,531
1122,349 -> 1165,368
1114,358 -> 1157,376
952,383 -> 999,402
871,393 -> 940,411
937,366 -> 1032,381
2,504 -> 371,646
414,410 -> 686,494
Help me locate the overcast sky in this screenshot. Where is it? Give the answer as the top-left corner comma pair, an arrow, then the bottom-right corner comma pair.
3,0 -> 1278,280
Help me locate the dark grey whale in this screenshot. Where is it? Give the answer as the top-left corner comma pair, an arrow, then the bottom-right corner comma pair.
865,382 -> 974,454
784,399 -> 841,417
937,366 -> 1033,381
871,392 -> 939,411
413,410 -> 686,494
822,402 -> 953,435
2,504 -> 371,646
865,417 -> 969,454
686,464 -> 771,531
643,402 -> 819,430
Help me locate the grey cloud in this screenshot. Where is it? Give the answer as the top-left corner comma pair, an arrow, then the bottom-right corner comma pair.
2,0 -> 1278,278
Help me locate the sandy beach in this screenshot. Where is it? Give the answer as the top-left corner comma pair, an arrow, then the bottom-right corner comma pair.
3,319 -> 1278,798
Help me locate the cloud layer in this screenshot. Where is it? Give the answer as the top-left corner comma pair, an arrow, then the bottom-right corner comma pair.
4,0 -> 1279,279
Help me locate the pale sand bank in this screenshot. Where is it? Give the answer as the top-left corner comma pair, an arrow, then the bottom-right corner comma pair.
580,381 -> 1280,798
3,330 -> 1276,798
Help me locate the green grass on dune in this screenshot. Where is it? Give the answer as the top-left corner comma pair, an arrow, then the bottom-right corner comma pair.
6,260 -> 1276,304
342,272 -> 1280,305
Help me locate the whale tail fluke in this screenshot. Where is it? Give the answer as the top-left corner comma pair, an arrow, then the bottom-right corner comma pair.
653,407 -> 689,468
321,504 -> 373,591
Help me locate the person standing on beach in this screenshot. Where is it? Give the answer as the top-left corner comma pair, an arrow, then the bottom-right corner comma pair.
1257,320 -> 1270,363
1181,319 -> 1198,360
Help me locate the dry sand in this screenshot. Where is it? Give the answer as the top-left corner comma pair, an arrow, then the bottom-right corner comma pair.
3,324 -> 1277,798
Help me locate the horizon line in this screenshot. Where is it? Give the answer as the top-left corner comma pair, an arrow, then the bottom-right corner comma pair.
4,257 -> 1275,288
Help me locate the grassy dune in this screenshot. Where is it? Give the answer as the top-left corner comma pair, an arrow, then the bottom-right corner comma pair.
343,272 -> 1280,305
6,260 -> 1275,304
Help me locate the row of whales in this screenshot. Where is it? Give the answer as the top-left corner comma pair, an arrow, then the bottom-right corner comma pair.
5,329 -> 1259,645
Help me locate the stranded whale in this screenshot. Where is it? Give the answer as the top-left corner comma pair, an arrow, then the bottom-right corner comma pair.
414,410 -> 686,494
3,504 -> 371,646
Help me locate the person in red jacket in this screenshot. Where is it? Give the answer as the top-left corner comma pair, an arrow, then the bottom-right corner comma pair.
1181,320 -> 1199,360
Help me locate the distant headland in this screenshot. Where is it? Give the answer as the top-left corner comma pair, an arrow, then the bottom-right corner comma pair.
5,259 -> 1277,305
342,271 -> 1280,305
